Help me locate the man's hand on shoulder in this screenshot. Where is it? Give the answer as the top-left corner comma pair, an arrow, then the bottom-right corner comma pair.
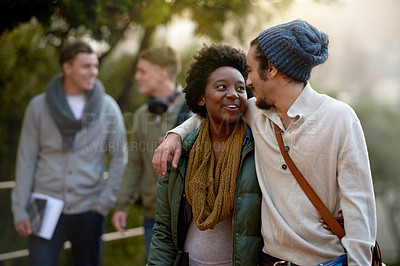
152,133 -> 182,177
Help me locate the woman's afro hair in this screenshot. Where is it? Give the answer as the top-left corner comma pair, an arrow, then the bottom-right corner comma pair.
183,43 -> 248,117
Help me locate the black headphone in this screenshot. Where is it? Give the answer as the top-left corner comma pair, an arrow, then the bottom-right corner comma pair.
148,87 -> 181,115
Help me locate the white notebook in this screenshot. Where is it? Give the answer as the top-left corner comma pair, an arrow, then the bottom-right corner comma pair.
29,192 -> 64,240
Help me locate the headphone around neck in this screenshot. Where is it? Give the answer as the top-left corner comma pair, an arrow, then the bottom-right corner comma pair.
148,86 -> 181,115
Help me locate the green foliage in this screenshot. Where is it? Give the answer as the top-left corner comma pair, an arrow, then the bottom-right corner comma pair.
0,188 -> 28,257
0,21 -> 59,181
56,0 -> 135,41
103,204 -> 147,265
98,52 -> 147,111
184,0 -> 251,40
0,21 -> 59,118
131,0 -> 172,27
354,103 -> 400,193
99,53 -> 135,98
98,52 -> 149,132
103,236 -> 146,266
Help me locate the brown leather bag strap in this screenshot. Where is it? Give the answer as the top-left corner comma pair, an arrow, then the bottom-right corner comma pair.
273,123 -> 346,240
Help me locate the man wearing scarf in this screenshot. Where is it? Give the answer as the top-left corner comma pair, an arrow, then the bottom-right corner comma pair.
11,40 -> 127,266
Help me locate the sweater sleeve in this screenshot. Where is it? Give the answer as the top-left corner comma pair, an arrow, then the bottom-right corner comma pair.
11,98 -> 41,224
338,119 -> 376,265
242,97 -> 259,126
113,127 -> 144,212
95,96 -> 128,216
167,114 -> 203,140
147,174 -> 178,265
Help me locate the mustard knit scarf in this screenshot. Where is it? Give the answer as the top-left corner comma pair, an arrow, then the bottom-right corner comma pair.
185,119 -> 246,230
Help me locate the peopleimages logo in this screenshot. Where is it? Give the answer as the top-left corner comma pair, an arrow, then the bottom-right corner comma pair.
127,141 -> 161,152
80,112 -> 120,135
81,141 -> 127,152
122,111 -> 188,134
81,140 -> 161,153
80,111 -> 189,135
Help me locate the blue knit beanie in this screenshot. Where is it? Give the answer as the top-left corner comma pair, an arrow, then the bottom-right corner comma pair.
257,19 -> 329,82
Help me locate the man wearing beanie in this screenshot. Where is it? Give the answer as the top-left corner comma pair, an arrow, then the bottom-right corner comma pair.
153,19 -> 377,265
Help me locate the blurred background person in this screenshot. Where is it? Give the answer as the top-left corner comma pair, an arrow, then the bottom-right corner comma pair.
111,46 -> 191,257
11,40 -> 127,266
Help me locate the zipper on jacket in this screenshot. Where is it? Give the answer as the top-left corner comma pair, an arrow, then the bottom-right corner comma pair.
231,144 -> 254,265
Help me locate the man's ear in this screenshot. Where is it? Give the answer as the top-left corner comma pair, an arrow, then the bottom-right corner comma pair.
62,62 -> 72,75
158,68 -> 168,82
267,62 -> 278,77
197,95 -> 205,106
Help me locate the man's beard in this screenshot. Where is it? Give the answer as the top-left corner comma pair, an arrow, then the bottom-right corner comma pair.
254,70 -> 273,110
256,98 -> 273,110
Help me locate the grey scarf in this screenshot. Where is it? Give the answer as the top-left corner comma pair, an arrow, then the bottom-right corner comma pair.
45,74 -> 104,151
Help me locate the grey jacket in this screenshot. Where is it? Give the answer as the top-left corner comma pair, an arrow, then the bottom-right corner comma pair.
12,92 -> 127,223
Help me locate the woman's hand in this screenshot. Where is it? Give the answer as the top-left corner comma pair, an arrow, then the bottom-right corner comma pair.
320,210 -> 344,233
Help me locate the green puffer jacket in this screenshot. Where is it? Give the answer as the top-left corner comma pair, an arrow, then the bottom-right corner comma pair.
147,125 -> 263,265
